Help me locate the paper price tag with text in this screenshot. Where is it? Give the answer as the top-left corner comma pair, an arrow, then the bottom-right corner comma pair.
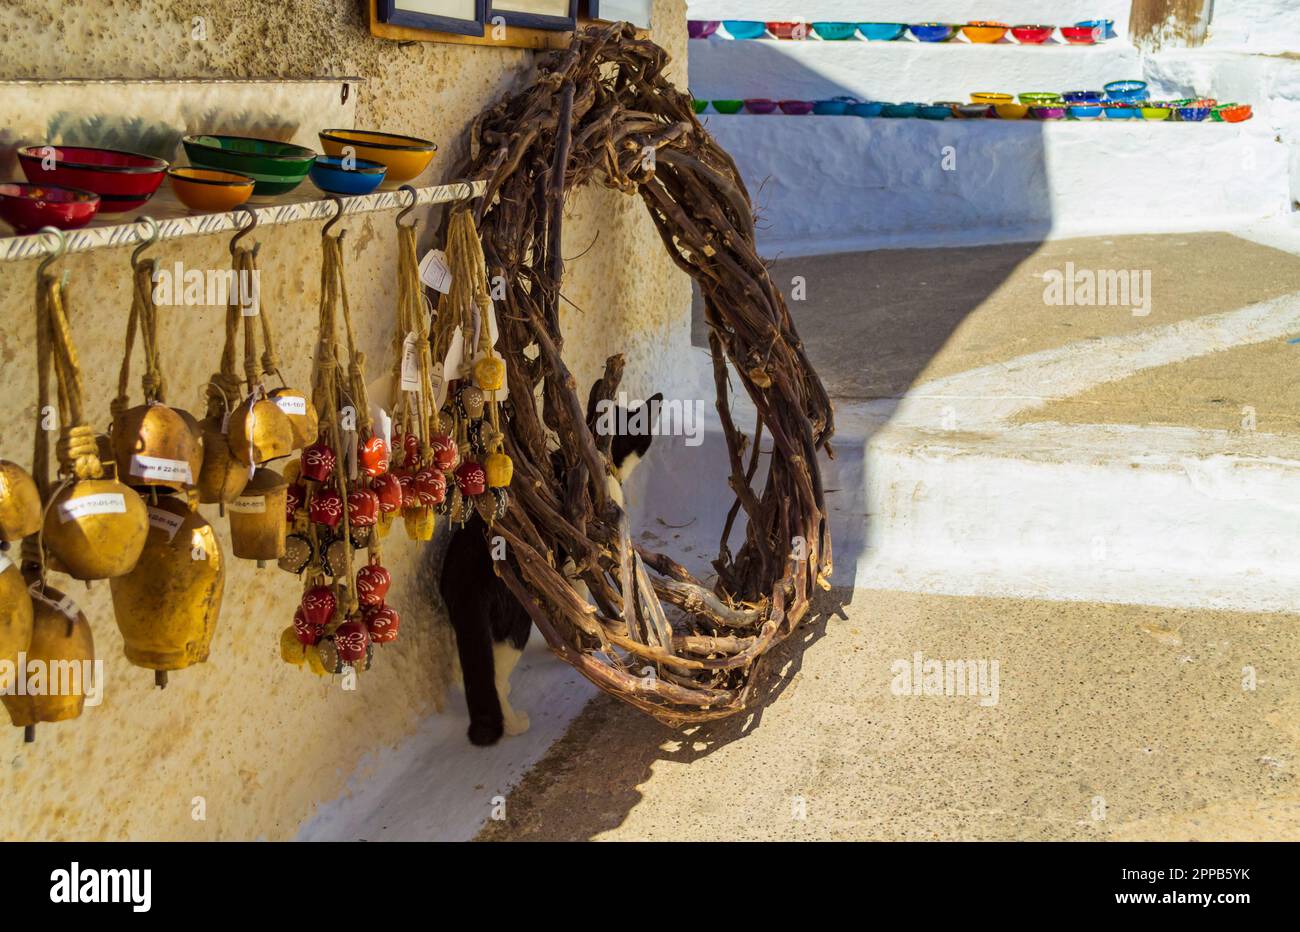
400,332 -> 421,392
419,249 -> 453,294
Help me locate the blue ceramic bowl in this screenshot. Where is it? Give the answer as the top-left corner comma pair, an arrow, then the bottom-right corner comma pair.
918,104 -> 953,120
723,20 -> 767,39
1076,18 -> 1117,40
309,156 -> 387,195
1104,80 -> 1148,102
849,101 -> 885,117
812,21 -> 857,40
857,22 -> 906,41
1104,104 -> 1142,119
813,99 -> 851,115
1068,104 -> 1104,120
1062,90 -> 1104,104
881,102 -> 920,118
1177,106 -> 1211,122
909,23 -> 955,42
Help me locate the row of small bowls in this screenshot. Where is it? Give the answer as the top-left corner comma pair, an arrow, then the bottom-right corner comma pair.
0,129 -> 437,235
690,19 -> 1115,44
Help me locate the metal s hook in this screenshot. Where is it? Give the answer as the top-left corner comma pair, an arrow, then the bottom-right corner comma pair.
229,206 -> 257,255
322,195 -> 346,239
36,226 -> 67,279
130,215 -> 160,269
395,185 -> 419,228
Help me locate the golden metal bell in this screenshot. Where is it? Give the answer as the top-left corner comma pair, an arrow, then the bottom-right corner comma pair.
267,388 -> 319,451
484,452 -> 513,488
473,356 -> 506,392
227,467 -> 287,562
44,478 -> 149,580
0,461 -> 42,542
109,495 -> 224,677
227,395 -> 294,467
1,582 -> 95,730
111,403 -> 203,492
196,415 -> 250,504
0,553 -> 33,669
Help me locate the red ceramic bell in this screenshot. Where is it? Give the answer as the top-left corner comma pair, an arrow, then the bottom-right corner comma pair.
401,433 -> 421,469
333,618 -> 370,664
371,473 -> 403,514
292,607 -> 320,646
413,467 -> 446,506
455,461 -> 487,497
285,482 -> 306,521
363,603 -> 400,643
358,434 -> 390,478
309,488 -> 344,528
299,585 -> 337,634
300,442 -> 337,483
393,469 -> 418,508
347,489 -> 379,528
431,434 -> 458,471
355,563 -> 391,607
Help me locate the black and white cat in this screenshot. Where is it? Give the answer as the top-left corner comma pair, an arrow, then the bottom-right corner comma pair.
440,385 -> 661,746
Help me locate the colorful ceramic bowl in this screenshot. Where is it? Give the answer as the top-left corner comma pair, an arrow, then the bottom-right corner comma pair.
1060,25 -> 1101,44
1213,103 -> 1253,123
1076,19 -> 1117,40
1104,80 -> 1148,101
956,103 -> 994,118
687,20 -> 719,38
857,22 -> 906,41
994,102 -> 1031,119
183,135 -> 315,196
1068,104 -> 1104,120
812,21 -> 857,40
962,21 -> 1008,43
910,23 -> 956,42
918,104 -> 954,120
1062,90 -> 1104,104
971,92 -> 1014,105
18,145 -> 168,213
318,129 -> 435,184
881,102 -> 921,118
1103,103 -> 1142,119
1011,25 -> 1054,44
813,99 -> 851,115
849,101 -> 886,117
1140,106 -> 1173,121
778,99 -> 815,115
1176,106 -> 1211,122
309,156 -> 388,195
766,21 -> 809,40
743,98 -> 777,114
723,20 -> 767,39
692,98 -> 708,113
0,182 -> 100,233
167,167 -> 255,211
711,99 -> 744,114
1020,92 -> 1062,105
1029,105 -> 1067,120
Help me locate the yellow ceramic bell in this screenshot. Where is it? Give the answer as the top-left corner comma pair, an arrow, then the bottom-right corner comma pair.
1,583 -> 95,735
44,477 -> 149,580
111,402 -> 203,492
196,415 -> 250,504
228,467 -> 287,562
403,505 -> 435,541
109,495 -> 224,683
473,355 -> 506,392
268,387 -> 319,451
484,451 -> 513,488
0,461 -> 42,542
0,551 -> 33,668
227,394 -> 294,466
280,626 -> 306,666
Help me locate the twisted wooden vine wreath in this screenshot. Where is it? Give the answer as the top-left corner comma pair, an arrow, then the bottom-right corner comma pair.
447,22 -> 835,724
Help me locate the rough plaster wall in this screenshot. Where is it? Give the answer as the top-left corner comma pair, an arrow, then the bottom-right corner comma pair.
0,0 -> 691,840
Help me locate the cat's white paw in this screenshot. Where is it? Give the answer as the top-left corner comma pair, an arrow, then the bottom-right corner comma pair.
504,710 -> 531,736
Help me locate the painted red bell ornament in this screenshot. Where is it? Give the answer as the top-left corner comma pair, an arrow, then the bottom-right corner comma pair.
430,434 -> 458,471
413,467 -> 446,506
371,473 -> 403,514
333,618 -> 370,664
394,470 -> 418,508
401,433 -> 421,469
309,488 -> 345,528
347,489 -> 379,527
300,442 -> 337,483
297,585 -> 337,643
355,563 -> 391,606
358,434 -> 390,478
292,607 -> 320,646
454,461 -> 487,497
285,482 -> 306,521
363,603 -> 400,643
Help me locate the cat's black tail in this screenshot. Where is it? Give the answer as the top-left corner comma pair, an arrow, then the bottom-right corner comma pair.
454,610 -> 504,746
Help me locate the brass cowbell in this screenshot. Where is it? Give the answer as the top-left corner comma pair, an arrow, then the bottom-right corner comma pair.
1,580 -> 96,736
111,401 -> 203,492
228,467 -> 287,562
0,461 -> 41,542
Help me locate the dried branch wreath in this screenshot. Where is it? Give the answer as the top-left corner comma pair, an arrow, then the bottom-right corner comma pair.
448,22 -> 835,724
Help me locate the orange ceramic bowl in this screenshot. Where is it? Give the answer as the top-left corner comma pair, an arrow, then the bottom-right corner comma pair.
168,167 -> 254,210
318,129 -> 437,183
971,92 -> 1014,105
962,21 -> 1009,43
994,102 -> 1031,120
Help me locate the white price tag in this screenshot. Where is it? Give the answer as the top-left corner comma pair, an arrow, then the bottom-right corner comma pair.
58,492 -> 126,524
400,332 -> 421,392
443,326 -> 466,381
131,454 -> 193,485
31,586 -> 79,620
228,495 -> 266,514
419,249 -> 453,294
430,362 -> 447,409
274,394 -> 308,416
147,505 -> 185,542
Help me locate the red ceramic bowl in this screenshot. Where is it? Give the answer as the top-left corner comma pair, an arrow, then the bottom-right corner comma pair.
0,182 -> 100,234
18,145 -> 168,213
778,99 -> 815,115
1059,25 -> 1100,44
766,21 -> 809,39
744,98 -> 778,114
1010,24 -> 1055,44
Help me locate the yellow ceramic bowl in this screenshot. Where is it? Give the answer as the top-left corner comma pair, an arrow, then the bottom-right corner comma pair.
318,129 -> 437,183
962,22 -> 1008,43
994,102 -> 1030,120
167,167 -> 255,210
1141,106 -> 1172,121
971,92 -> 1013,105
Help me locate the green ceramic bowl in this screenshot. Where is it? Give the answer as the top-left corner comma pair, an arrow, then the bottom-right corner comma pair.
1019,92 -> 1062,105
181,134 -> 316,197
711,99 -> 744,114
692,98 -> 708,113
